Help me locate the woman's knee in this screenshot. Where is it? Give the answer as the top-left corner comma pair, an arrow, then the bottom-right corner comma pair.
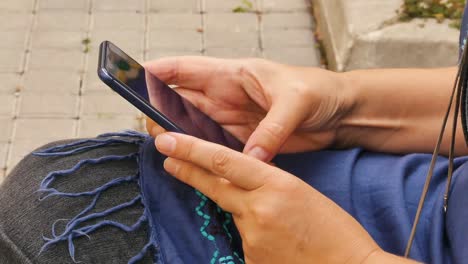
0,136 -> 150,263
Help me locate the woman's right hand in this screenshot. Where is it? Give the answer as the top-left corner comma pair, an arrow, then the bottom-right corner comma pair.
145,57 -> 356,162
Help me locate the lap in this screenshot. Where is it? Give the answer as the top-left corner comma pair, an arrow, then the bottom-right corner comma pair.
2,135 -> 466,264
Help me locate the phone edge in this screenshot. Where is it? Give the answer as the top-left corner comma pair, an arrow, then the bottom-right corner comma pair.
97,41 -> 186,135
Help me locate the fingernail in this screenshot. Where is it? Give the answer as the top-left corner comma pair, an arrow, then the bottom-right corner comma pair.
247,146 -> 270,161
155,134 -> 176,153
164,158 -> 180,174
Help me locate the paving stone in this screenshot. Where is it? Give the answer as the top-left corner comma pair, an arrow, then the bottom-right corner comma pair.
81,92 -> 140,116
78,117 -> 144,138
205,30 -> 259,49
150,0 -> 201,13
28,49 -> 84,72
14,118 -> 76,140
0,117 -> 13,142
18,93 -> 78,118
0,30 -> 29,49
22,70 -> 81,94
314,0 -> 459,71
0,95 -> 16,116
39,0 -> 89,10
0,0 -> 34,11
262,29 -> 315,48
149,30 -> 202,51
347,22 -> 459,70
262,12 -> 314,29
31,30 -> 85,50
259,0 -> 311,12
92,12 -> 145,30
263,47 -> 320,66
205,13 -> 258,31
36,11 -> 89,31
0,49 -> 25,73
89,29 -> 145,53
205,47 -> 262,58
93,0 -> 144,12
204,13 -> 259,49
0,13 -> 32,30
204,0 -> 259,12
7,138 -> 59,170
149,13 -> 201,30
82,75 -> 116,95
82,78 -> 108,94
147,50 -> 203,60
0,73 -> 20,94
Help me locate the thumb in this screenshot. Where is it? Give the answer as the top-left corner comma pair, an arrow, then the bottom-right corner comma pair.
243,101 -> 309,162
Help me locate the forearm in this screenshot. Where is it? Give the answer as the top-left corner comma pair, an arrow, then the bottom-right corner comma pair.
337,67 -> 468,156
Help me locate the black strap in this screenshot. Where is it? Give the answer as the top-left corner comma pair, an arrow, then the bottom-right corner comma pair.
404,44 -> 468,257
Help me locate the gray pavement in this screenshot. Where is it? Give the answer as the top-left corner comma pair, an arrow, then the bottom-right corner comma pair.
0,0 -> 320,181
314,0 -> 459,71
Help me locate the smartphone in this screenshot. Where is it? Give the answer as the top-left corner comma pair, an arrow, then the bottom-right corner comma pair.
97,41 -> 244,151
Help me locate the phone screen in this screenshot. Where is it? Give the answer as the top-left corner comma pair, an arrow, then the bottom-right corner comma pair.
104,42 -> 244,151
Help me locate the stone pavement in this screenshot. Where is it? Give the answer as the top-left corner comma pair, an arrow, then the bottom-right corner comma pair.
0,0 -> 320,181
314,0 -> 459,71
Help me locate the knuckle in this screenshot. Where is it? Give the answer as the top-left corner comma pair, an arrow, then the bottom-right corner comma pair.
259,121 -> 287,143
248,200 -> 277,227
207,181 -> 221,205
237,59 -> 260,80
287,79 -> 313,99
211,149 -> 232,175
181,138 -> 195,160
243,233 -> 261,252
164,58 -> 179,84
175,162 -> 190,181
171,57 -> 181,84
211,179 -> 230,207
237,60 -> 252,76
293,83 -> 313,98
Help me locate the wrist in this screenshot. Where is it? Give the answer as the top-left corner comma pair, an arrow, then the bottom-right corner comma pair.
333,70 -> 363,149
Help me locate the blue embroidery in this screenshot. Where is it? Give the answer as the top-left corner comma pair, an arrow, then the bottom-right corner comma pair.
195,190 -> 244,264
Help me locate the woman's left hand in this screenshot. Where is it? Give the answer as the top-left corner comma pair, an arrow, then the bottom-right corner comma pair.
154,132 -> 384,264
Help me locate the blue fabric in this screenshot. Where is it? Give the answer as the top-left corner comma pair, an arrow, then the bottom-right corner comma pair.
34,131 -> 468,263
138,137 -> 468,264
138,138 -> 244,263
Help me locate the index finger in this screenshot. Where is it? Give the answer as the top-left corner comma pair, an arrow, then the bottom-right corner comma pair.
143,56 -> 227,88
155,133 -> 274,190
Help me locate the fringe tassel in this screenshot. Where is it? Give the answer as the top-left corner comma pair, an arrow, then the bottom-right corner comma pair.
34,131 -> 158,264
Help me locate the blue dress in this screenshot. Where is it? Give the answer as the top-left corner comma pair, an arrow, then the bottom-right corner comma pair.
36,6 -> 468,264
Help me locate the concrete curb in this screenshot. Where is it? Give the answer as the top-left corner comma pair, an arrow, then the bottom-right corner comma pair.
313,0 -> 460,71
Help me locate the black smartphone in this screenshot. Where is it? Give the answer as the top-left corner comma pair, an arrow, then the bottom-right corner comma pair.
97,41 -> 244,151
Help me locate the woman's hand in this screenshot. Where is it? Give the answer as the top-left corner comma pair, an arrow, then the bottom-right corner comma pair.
154,132 -> 397,264
145,57 -> 356,162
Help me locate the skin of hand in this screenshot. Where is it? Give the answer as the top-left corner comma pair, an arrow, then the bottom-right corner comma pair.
145,56 -> 355,162
154,132 -> 419,264
146,57 -> 466,157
